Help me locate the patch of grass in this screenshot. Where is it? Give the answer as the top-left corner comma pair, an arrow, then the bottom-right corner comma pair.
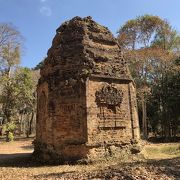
142,143 -> 180,159
160,145 -> 180,155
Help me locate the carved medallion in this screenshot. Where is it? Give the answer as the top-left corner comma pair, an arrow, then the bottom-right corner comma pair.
95,85 -> 123,106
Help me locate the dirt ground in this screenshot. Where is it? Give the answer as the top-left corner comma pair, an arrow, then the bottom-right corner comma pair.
0,138 -> 179,180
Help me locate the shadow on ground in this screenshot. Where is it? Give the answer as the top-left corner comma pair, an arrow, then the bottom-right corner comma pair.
0,151 -> 179,179
147,157 -> 180,178
113,157 -> 180,179
20,144 -> 34,150
0,136 -> 35,141
33,157 -> 180,179
0,153 -> 43,167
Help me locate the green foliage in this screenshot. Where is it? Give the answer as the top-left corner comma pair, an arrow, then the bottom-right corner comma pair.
3,122 -> 16,132
2,122 -> 16,141
0,67 -> 37,124
7,132 -> 14,141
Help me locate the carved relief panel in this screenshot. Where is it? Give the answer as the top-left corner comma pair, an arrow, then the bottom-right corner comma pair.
95,84 -> 126,129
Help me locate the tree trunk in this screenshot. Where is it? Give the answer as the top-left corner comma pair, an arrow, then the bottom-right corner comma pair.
142,95 -> 148,139
7,66 -> 12,78
29,112 -> 34,135
26,120 -> 30,138
20,114 -> 23,134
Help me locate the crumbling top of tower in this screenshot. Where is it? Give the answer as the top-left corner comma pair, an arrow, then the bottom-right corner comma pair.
39,16 -> 132,84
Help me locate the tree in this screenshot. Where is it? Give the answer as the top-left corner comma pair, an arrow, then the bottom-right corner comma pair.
15,68 -> 38,137
117,15 -> 180,139
148,57 -> 180,139
1,75 -> 19,123
1,45 -> 20,77
0,23 -> 39,138
0,23 -> 23,77
118,15 -> 164,50
0,23 -> 21,48
0,23 -> 23,122
0,67 -> 38,137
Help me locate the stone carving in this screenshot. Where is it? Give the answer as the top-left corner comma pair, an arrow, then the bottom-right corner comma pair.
34,16 -> 140,163
95,85 -> 125,129
95,85 -> 123,106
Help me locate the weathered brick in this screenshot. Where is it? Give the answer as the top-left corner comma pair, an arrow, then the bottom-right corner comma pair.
34,16 -> 140,163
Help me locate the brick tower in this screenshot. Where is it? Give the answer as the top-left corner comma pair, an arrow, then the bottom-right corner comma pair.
34,16 -> 140,163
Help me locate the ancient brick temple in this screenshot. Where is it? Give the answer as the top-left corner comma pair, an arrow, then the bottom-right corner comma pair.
34,16 -> 140,162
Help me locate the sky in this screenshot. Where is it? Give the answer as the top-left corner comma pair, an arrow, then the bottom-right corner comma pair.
0,0 -> 180,68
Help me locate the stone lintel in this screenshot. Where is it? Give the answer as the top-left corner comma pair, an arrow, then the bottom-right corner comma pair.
89,75 -> 132,84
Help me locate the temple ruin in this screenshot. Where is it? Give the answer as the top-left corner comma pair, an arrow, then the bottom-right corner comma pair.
34,16 -> 140,163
